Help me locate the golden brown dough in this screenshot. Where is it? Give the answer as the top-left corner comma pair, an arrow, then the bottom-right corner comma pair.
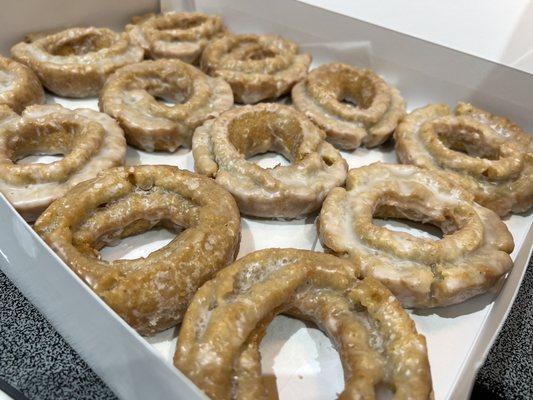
34,165 -> 241,335
193,103 -> 347,218
11,27 -> 143,97
318,162 -> 514,308
395,102 -> 533,216
174,248 -> 433,400
292,62 -> 405,150
201,34 -> 311,103
127,12 -> 227,63
99,59 -> 233,152
0,104 -> 126,221
0,56 -> 44,113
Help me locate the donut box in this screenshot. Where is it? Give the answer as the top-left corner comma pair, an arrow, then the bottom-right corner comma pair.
0,0 -> 532,399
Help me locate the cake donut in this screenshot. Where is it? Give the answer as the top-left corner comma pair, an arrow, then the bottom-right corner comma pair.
292,62 -> 405,150
0,104 -> 126,221
193,103 -> 347,218
11,27 -> 144,97
0,56 -> 44,113
175,248 -> 433,400
99,59 -> 233,152
34,165 -> 241,335
395,102 -> 533,216
318,163 -> 514,308
200,34 -> 311,103
127,12 -> 226,63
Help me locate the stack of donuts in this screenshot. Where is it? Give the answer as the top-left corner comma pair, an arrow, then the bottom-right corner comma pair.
1,9 -> 531,400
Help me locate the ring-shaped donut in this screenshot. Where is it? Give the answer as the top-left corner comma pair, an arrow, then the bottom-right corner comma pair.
127,12 -> 226,63
318,163 -> 514,308
11,27 -> 144,97
193,103 -> 347,218
395,102 -> 533,216
34,165 -> 241,335
174,248 -> 433,400
201,34 -> 311,103
0,104 -> 126,221
292,62 -> 406,150
0,56 -> 44,113
99,59 -> 233,152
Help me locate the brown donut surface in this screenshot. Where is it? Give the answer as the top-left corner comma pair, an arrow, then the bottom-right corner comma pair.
175,248 -> 433,400
35,165 -> 241,335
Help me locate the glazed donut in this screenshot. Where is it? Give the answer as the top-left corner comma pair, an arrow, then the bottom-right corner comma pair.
127,12 -> 226,63
174,248 -> 433,400
0,104 -> 126,221
200,34 -> 311,103
34,165 -> 241,335
292,62 -> 405,150
99,59 -> 233,152
11,27 -> 143,97
0,56 -> 44,113
318,163 -> 514,308
395,102 -> 533,216
193,103 -> 347,218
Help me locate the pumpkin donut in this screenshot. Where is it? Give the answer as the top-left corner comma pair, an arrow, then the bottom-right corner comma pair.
0,56 -> 44,113
34,165 -> 241,335
99,59 -> 233,152
318,163 -> 514,308
11,27 -> 143,97
0,104 -> 126,221
201,34 -> 311,103
395,102 -> 533,216
193,103 -> 347,218
175,248 -> 433,400
292,62 -> 405,150
127,11 -> 226,63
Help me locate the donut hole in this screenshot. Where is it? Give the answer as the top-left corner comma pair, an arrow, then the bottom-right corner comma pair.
246,48 -> 277,61
228,110 -> 303,167
16,154 -> 63,165
130,70 -> 192,105
435,122 -> 501,160
372,201 -> 460,241
260,315 -> 344,399
44,31 -> 114,56
153,15 -> 207,31
72,187 -> 198,262
334,74 -> 376,110
375,383 -> 395,400
230,39 -> 277,61
84,216 -> 185,261
98,222 -> 179,261
5,121 -> 80,165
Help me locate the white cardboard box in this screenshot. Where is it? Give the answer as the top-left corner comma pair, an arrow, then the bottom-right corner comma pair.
1,1 -> 532,399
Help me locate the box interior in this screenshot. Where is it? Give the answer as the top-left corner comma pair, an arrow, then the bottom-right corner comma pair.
1,1 -> 532,400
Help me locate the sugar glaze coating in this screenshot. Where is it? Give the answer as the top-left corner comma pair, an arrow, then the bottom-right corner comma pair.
395,102 -> 533,216
193,103 -> 347,218
35,165 -> 241,335
0,104 -> 126,221
175,248 -> 433,400
318,163 -> 514,307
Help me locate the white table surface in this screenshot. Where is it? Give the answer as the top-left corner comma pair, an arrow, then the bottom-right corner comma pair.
300,0 -> 533,74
